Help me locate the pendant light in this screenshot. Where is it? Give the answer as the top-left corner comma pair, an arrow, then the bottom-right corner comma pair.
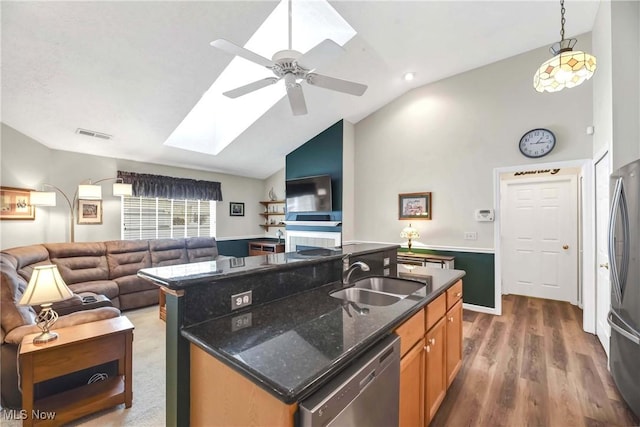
533,0 -> 596,93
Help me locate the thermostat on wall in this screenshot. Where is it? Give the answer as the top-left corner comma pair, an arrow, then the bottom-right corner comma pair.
475,209 -> 494,222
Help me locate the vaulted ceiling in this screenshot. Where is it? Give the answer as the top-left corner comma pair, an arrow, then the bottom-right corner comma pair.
1,1 -> 600,179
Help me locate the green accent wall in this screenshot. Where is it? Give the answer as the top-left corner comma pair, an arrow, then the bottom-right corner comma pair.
286,120 -> 343,211
400,249 -> 495,308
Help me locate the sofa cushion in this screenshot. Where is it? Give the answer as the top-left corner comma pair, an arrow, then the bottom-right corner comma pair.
67,281 -> 119,299
44,242 -> 109,285
186,236 -> 220,263
4,306 -> 120,345
0,259 -> 36,338
149,238 -> 188,266
1,245 -> 51,282
105,240 -> 151,278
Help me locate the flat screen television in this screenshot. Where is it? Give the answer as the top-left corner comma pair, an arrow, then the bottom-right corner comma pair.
286,175 -> 332,213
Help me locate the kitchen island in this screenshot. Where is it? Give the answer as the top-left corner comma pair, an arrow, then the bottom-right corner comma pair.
138,244 -> 465,427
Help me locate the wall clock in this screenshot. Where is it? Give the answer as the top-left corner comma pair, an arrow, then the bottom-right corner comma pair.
519,128 -> 556,158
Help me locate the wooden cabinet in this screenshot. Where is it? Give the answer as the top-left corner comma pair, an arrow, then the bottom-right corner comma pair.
425,316 -> 446,423
446,299 -> 463,388
249,241 -> 285,256
396,310 -> 425,427
259,200 -> 285,230
395,280 -> 464,426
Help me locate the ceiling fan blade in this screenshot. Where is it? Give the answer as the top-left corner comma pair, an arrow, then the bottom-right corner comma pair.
305,73 -> 368,96
285,73 -> 307,115
222,77 -> 279,99
210,39 -> 275,68
296,39 -> 344,71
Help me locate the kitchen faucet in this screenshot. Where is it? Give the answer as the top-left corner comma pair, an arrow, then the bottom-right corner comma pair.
342,260 -> 370,285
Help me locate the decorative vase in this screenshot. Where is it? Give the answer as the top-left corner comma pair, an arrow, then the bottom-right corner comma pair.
268,187 -> 277,201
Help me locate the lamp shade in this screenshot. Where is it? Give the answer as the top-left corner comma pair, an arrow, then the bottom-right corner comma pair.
78,184 -> 102,200
533,49 -> 597,93
400,224 -> 420,239
112,182 -> 133,197
19,265 -> 73,306
29,191 -> 57,206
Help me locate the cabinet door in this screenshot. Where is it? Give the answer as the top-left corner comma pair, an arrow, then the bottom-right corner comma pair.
446,299 -> 463,388
424,317 -> 446,424
399,339 -> 424,427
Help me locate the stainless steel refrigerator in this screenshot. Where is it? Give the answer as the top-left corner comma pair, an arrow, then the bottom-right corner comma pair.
608,158 -> 640,417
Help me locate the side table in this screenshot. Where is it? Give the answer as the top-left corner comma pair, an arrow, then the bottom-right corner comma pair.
19,316 -> 134,426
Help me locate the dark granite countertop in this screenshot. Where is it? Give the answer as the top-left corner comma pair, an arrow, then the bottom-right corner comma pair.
182,265 -> 465,404
138,243 -> 396,289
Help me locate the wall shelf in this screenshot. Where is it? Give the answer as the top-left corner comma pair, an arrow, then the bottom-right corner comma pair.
259,200 -> 285,230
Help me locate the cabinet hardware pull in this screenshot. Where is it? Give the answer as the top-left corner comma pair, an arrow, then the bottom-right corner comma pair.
448,316 -> 454,322
429,338 -> 436,345
424,345 -> 431,353
455,292 -> 462,297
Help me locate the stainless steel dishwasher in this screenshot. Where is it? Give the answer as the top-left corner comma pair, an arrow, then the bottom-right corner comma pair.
299,334 -> 400,427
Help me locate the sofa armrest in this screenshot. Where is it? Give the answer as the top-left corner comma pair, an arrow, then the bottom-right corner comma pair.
3,307 -> 121,345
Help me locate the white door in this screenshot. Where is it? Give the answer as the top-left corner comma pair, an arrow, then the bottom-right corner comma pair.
595,152 -> 611,356
501,175 -> 578,303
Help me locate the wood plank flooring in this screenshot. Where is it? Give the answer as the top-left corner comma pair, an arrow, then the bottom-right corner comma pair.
430,295 -> 639,427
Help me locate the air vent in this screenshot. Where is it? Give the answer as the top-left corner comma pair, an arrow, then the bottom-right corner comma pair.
76,128 -> 112,140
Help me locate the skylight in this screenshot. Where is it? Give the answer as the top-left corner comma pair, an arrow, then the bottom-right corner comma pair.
164,0 -> 356,156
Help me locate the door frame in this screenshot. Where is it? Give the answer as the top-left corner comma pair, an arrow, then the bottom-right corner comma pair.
594,148 -> 612,354
493,158 -> 595,333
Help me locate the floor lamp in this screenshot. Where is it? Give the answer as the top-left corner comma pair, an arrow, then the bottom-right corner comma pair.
30,177 -> 132,242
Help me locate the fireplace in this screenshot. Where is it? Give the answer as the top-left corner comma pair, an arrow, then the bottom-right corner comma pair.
285,230 -> 342,252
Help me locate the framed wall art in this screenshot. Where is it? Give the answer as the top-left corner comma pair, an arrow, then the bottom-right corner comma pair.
0,186 -> 35,220
78,199 -> 102,224
399,192 -> 432,220
229,202 -> 245,217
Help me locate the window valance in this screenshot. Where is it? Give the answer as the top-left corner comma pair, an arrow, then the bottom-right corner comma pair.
117,171 -> 223,201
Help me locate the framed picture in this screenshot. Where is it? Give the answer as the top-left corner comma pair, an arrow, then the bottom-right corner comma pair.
229,202 -> 245,217
77,199 -> 102,224
399,192 -> 432,220
0,186 -> 35,220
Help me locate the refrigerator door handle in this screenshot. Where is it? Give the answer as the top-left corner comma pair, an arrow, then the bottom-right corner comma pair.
608,177 -> 624,304
608,310 -> 640,345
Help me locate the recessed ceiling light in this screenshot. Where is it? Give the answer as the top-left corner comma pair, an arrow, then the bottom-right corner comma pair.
403,72 -> 415,81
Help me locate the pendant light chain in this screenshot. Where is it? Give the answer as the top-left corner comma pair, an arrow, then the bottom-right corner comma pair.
560,0 -> 566,41
288,0 -> 292,50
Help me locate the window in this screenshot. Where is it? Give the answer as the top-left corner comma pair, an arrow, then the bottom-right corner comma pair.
122,196 -> 215,240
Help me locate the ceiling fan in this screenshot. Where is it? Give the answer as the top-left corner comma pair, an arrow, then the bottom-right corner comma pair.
210,0 -> 367,116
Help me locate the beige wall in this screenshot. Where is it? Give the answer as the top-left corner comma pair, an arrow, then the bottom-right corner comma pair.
353,37 -> 594,250
1,124 -> 265,249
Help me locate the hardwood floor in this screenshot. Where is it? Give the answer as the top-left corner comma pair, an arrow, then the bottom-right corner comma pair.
430,295 -> 639,427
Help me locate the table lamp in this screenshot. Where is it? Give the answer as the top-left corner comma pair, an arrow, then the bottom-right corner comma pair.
19,265 -> 74,344
400,223 -> 420,254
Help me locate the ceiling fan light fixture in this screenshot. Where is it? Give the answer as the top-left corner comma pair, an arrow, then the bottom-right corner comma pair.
533,0 -> 596,93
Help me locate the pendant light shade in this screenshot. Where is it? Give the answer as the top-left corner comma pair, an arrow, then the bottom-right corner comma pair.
534,0 -> 596,93
78,184 -> 102,200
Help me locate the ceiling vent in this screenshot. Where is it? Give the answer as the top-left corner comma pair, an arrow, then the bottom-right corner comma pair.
75,128 -> 112,140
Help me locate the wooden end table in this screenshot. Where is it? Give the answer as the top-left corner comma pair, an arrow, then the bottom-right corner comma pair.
19,316 -> 134,426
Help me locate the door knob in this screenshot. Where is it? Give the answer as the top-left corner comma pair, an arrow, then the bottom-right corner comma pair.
600,263 -> 609,269
562,245 -> 569,250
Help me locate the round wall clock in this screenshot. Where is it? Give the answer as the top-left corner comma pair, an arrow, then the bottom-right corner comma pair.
518,128 -> 556,158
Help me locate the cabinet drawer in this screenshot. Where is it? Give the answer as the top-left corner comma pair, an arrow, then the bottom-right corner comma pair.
395,309 -> 425,357
446,280 -> 463,310
426,293 -> 446,331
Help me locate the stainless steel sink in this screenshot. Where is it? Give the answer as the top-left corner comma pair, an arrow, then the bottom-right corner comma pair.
353,277 -> 425,296
330,276 -> 426,306
330,288 -> 401,306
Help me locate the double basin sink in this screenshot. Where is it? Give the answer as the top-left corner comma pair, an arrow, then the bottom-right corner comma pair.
330,276 -> 427,306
